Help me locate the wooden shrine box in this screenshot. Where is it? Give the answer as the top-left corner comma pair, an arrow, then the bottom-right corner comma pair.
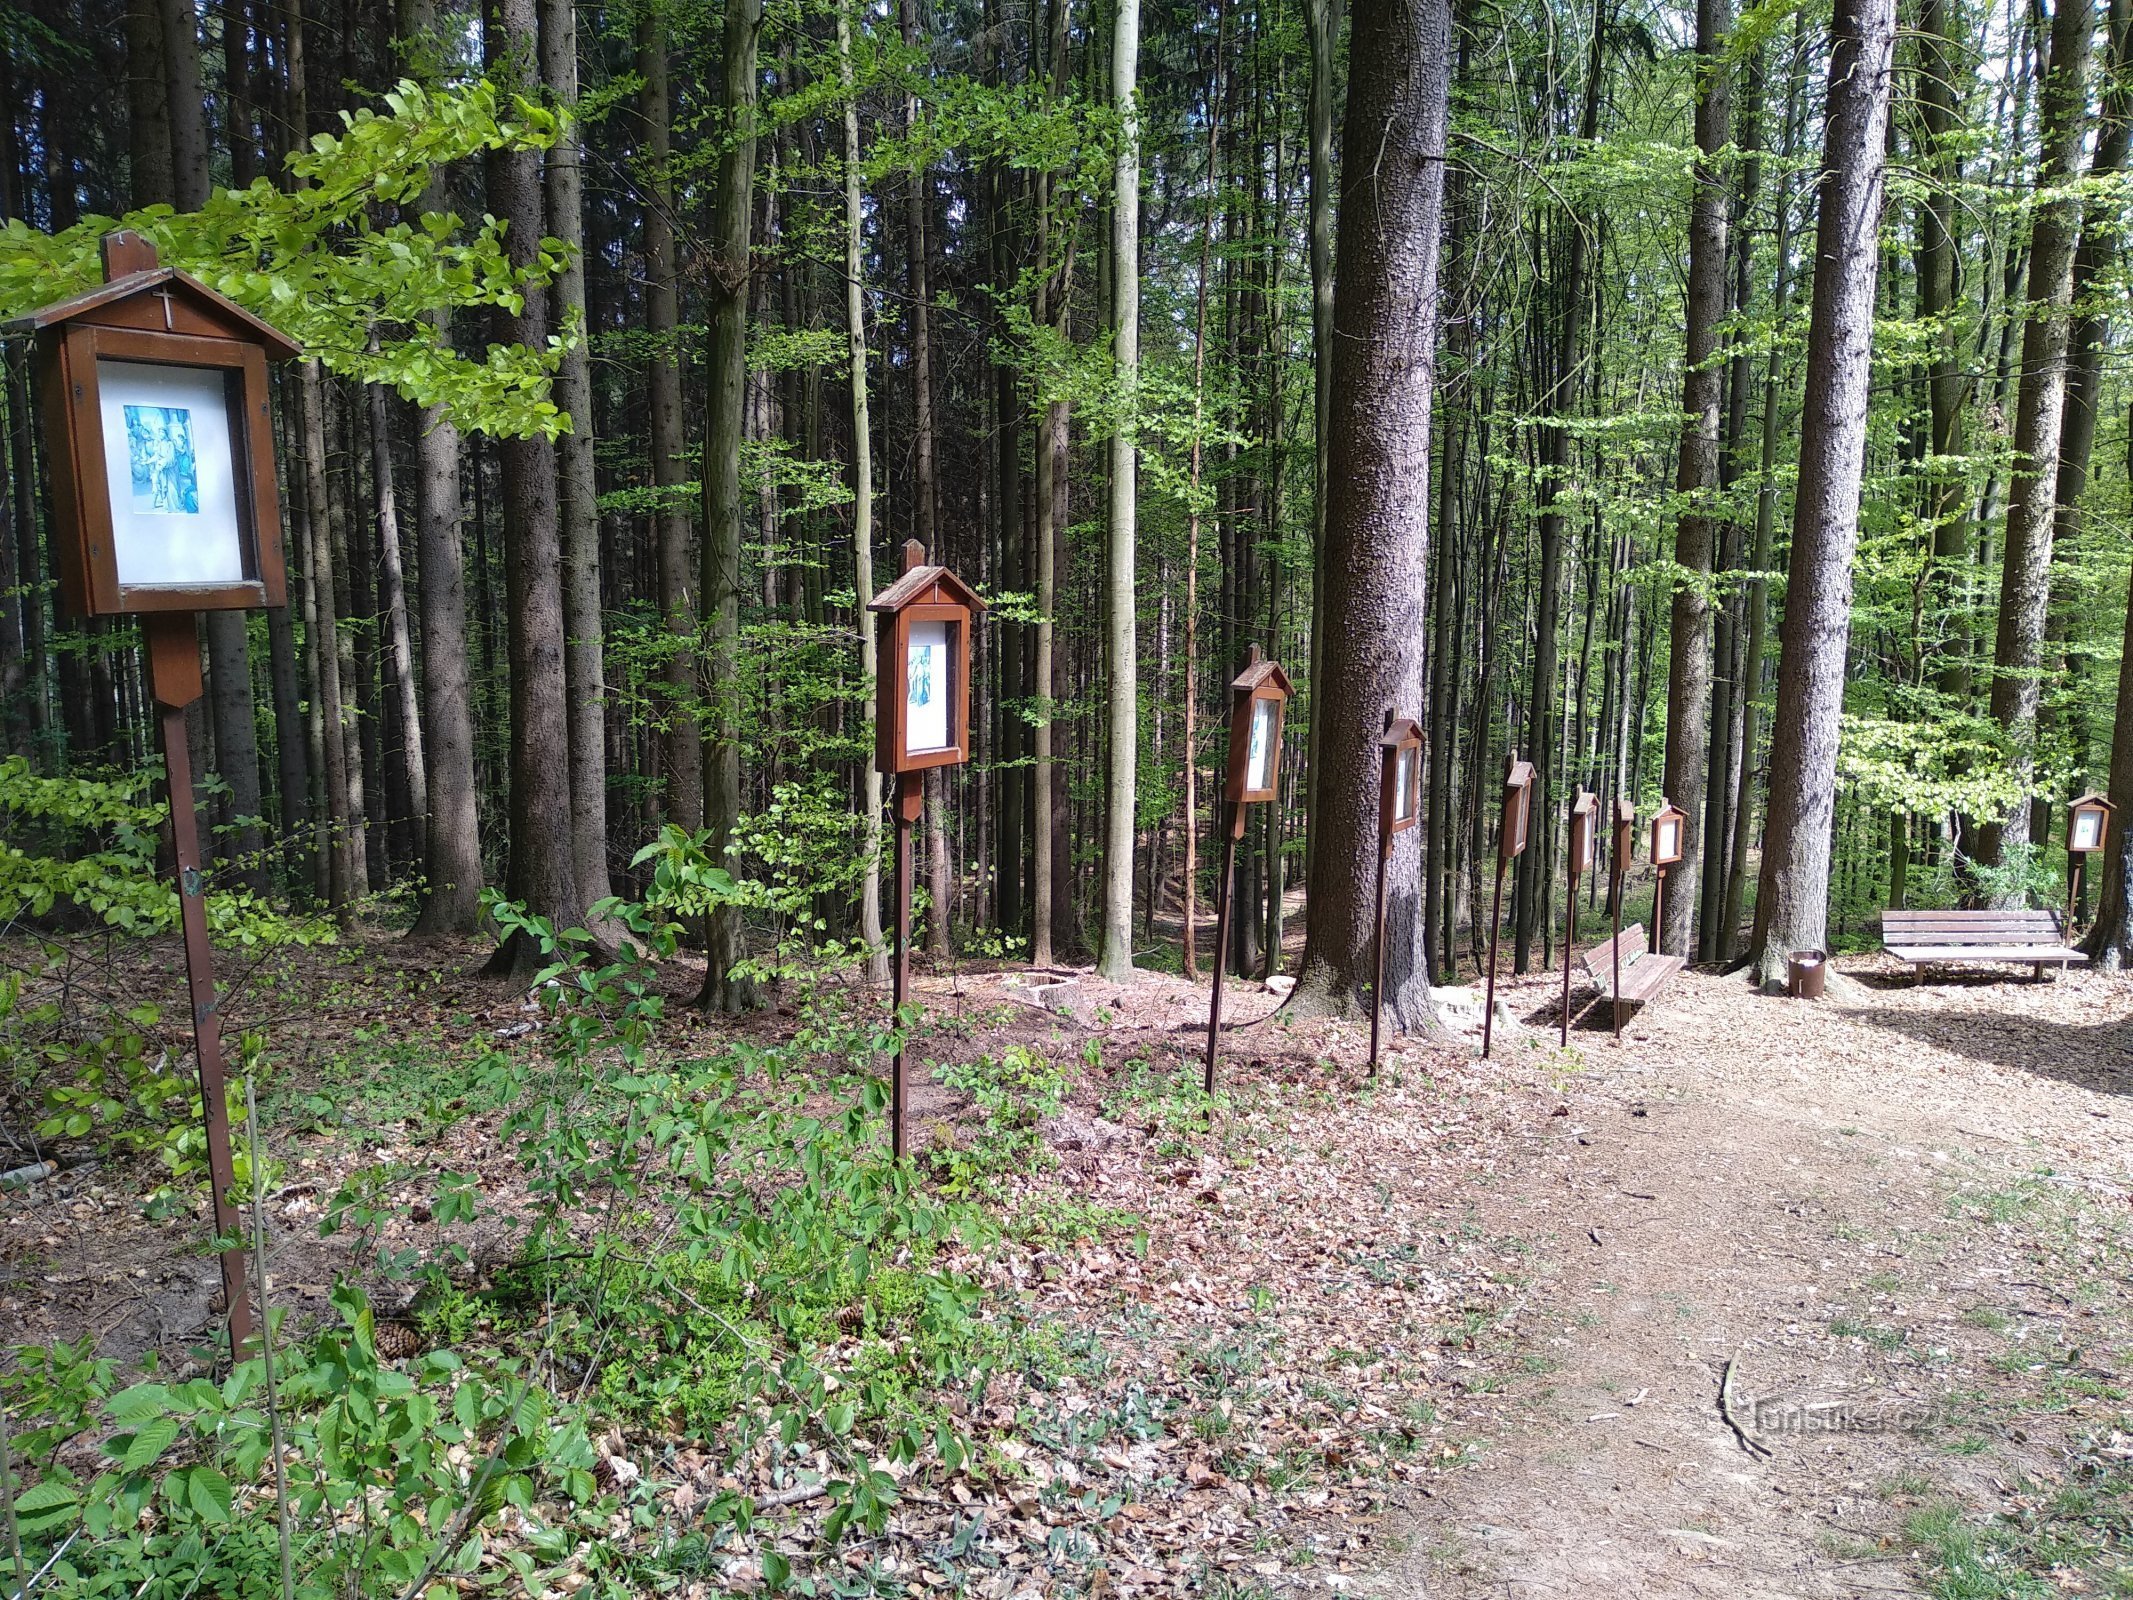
1612,797 -> 1636,879
1379,713 -> 1424,842
1568,788 -> 1598,876
869,539 -> 986,779
1224,646 -> 1292,814
1650,799 -> 1688,867
5,231 -> 295,618
2067,792 -> 2115,855
1498,757 -> 1535,864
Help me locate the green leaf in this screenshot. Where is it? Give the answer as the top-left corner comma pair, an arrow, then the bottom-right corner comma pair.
188,1465 -> 234,1522
124,1416 -> 181,1471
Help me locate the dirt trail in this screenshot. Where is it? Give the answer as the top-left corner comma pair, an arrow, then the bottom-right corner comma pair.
1364,959 -> 2132,1599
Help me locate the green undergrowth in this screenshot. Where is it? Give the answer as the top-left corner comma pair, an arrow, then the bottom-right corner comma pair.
1,896 -> 1066,1599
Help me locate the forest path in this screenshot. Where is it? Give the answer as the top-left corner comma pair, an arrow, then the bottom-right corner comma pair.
1358,959 -> 2133,1599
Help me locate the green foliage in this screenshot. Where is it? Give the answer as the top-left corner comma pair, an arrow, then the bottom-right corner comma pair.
927,1044 -> 1072,1196
4,1286 -> 577,1600
0,759 -> 330,947
0,80 -> 568,437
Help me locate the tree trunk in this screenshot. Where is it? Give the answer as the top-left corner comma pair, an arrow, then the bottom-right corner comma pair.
539,0 -> 609,910
483,0 -> 587,977
839,0 -> 890,986
1290,0 -> 1453,1027
1979,0 -> 2093,885
1302,0 -> 1338,884
636,12 -> 701,835
1097,0 -> 1141,980
1747,0 -> 1895,988
698,0 -> 766,1011
2083,442 -> 2133,965
1661,0 -> 1730,959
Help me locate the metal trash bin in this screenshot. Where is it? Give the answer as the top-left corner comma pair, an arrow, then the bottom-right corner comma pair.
1787,949 -> 1827,1000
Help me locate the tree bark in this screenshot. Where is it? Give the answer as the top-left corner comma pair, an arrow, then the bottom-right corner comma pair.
1290,0 -> 1453,1027
483,0 -> 587,976
840,0 -> 891,986
539,0 -> 609,910
1979,0 -> 2093,884
636,12 -> 701,835
1097,0 -> 1141,980
1747,0 -> 1895,988
1662,0 -> 1729,959
698,0 -> 766,1011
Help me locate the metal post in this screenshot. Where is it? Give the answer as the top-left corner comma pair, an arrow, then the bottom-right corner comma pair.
1205,806 -> 1241,1095
144,613 -> 253,1353
891,771 -> 919,1162
1561,860 -> 1579,1048
1481,856 -> 1508,1060
1369,834 -> 1392,1074
1610,863 -> 1624,1043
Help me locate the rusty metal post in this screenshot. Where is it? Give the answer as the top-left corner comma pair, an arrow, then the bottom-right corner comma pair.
144,613 -> 253,1353
1480,856 -> 1508,1060
1369,833 -> 1392,1074
1610,857 -> 1624,1043
1561,858 -> 1579,1048
891,771 -> 920,1161
1205,804 -> 1242,1096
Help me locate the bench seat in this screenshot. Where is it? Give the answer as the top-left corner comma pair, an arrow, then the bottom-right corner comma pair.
1881,908 -> 2085,982
1579,922 -> 1684,1012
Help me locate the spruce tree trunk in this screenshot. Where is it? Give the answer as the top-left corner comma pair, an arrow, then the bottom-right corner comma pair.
1979,0 -> 2093,886
1661,0 -> 1730,959
483,0 -> 587,977
1302,0 -> 1337,888
1290,0 -> 1453,1027
365,369 -> 428,839
698,0 -> 766,1011
539,0 -> 609,909
1747,0 -> 1894,989
1098,0 -> 1141,981
1918,0 -> 1972,705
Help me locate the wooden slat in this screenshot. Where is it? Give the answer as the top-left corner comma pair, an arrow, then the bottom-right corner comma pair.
1888,945 -> 2086,964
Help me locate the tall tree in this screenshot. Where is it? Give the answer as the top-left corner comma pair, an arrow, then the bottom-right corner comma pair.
637,9 -> 700,836
402,0 -> 484,935
840,0 -> 890,986
1291,0 -> 1454,1026
1747,0 -> 1896,988
1660,0 -> 1729,958
1098,0 -> 1141,980
540,0 -> 610,910
699,0 -> 766,1011
1978,0 -> 2094,885
483,0 -> 588,976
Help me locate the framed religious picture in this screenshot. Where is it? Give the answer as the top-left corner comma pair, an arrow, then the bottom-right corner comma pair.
1224,647 -> 1292,811
7,231 -> 295,616
1380,714 -> 1424,840
1651,800 -> 1687,867
1568,788 -> 1598,876
869,541 -> 986,778
2068,793 -> 2113,855
1498,757 -> 1535,864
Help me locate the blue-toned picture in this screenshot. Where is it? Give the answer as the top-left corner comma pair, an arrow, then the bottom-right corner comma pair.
909,644 -> 935,707
124,404 -> 200,516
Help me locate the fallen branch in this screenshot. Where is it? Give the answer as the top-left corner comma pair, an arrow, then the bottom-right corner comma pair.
1719,1356 -> 1772,1459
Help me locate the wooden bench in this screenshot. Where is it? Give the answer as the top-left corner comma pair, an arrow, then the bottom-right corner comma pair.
1579,922 -> 1685,1024
1881,908 -> 2087,983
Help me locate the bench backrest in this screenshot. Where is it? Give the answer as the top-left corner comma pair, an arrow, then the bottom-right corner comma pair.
1881,908 -> 2065,947
1583,921 -> 1648,970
